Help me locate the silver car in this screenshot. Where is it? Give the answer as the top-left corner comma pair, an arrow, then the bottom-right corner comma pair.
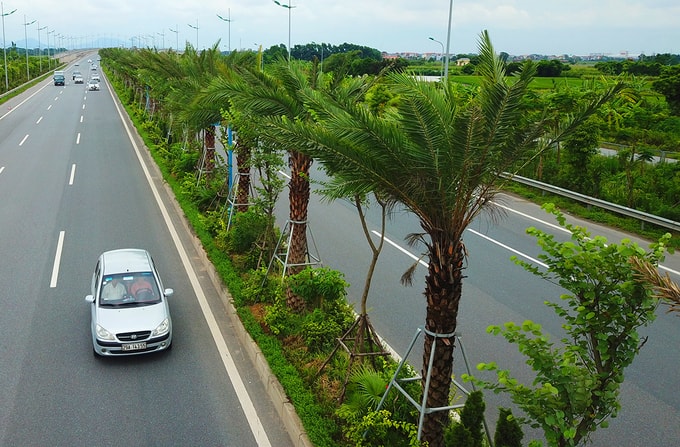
85,249 -> 174,356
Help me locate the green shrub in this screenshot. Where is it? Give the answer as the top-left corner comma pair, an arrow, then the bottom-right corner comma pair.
301,309 -> 345,353
340,409 -> 421,447
494,408 -> 524,447
225,208 -> 269,254
287,267 -> 349,310
239,268 -> 284,306
444,390 -> 486,447
263,295 -> 302,337
445,423 -> 474,447
340,365 -> 388,417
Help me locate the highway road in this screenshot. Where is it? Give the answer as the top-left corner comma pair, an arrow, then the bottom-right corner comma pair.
272,159 -> 680,444
0,55 -> 293,447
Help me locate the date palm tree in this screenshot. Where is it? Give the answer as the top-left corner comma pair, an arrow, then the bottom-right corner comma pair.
267,31 -> 623,446
205,60 -> 323,311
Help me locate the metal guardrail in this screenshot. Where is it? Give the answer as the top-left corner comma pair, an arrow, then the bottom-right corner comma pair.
503,173 -> 680,233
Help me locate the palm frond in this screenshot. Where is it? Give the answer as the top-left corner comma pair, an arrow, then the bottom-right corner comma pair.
630,257 -> 680,315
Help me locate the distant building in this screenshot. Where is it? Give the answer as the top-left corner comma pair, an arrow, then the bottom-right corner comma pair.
456,57 -> 470,66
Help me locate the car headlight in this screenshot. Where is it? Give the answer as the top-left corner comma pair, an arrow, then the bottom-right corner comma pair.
152,318 -> 170,336
95,324 -> 115,341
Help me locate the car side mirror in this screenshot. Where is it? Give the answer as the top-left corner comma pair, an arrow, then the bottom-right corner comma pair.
164,288 -> 174,298
85,295 -> 94,303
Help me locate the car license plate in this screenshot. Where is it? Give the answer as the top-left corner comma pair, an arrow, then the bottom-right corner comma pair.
122,342 -> 147,351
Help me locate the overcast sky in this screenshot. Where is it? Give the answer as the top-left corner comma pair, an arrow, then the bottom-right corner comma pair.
3,0 -> 678,57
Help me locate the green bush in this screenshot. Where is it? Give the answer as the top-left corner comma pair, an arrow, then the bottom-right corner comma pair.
225,208 -> 269,254
239,268 -> 284,306
340,409 -> 421,447
287,267 -> 349,310
263,295 -> 302,337
444,390 -> 486,447
494,408 -> 524,447
301,309 -> 345,353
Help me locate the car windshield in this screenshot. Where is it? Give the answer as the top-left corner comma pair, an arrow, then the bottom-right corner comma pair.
99,272 -> 161,307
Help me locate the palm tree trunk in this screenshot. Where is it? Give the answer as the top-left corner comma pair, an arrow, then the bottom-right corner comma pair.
235,141 -> 251,212
285,150 -> 312,312
421,238 -> 465,447
204,125 -> 216,175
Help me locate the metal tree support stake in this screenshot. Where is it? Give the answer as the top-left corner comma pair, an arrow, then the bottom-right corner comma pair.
374,326 -> 492,443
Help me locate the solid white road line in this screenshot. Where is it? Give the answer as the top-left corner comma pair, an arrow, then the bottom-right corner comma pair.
111,90 -> 273,447
50,231 -> 65,288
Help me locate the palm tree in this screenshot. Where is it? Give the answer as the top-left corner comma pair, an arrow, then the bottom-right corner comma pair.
205,60 -> 322,311
267,31 -> 623,446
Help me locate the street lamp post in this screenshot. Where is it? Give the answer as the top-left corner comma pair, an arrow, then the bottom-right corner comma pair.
2,2 -> 17,91
23,15 -> 36,81
157,31 -> 164,50
169,26 -> 178,51
38,23 -> 46,72
188,19 -> 198,50
47,28 -> 53,69
428,36 -> 444,79
216,9 -> 232,53
443,0 -> 454,80
273,0 -> 295,64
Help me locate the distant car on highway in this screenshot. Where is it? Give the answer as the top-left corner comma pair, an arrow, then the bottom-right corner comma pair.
87,80 -> 100,91
72,70 -> 82,80
91,73 -> 100,81
53,71 -> 65,86
74,75 -> 84,84
85,249 -> 174,356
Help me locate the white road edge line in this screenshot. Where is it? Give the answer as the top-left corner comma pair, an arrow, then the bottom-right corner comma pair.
111,92 -> 272,447
50,231 -> 65,288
